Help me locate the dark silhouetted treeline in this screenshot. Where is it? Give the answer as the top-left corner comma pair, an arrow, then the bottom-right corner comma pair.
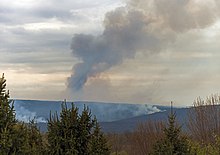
107,96 -> 220,155
2,74 -> 220,154
0,74 -> 110,155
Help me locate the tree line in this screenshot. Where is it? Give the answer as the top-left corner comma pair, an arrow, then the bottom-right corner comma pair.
108,96 -> 220,155
1,74 -> 220,154
0,74 -> 109,155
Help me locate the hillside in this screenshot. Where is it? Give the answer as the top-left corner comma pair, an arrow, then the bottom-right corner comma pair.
13,99 -> 187,133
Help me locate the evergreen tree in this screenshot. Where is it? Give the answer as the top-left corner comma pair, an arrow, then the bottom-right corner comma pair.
89,118 -> 110,155
47,102 -> 110,155
151,103 -> 191,155
47,103 -> 79,154
0,74 -> 46,154
0,73 -> 16,154
77,105 -> 95,155
10,120 -> 47,155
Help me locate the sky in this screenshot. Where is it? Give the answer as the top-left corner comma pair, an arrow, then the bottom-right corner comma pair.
1,0 -> 220,106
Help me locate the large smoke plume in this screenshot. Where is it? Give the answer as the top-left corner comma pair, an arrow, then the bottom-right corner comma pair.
68,0 -> 219,91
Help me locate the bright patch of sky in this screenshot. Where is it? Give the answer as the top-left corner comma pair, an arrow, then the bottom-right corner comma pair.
1,0 -> 220,106
0,0 -> 124,100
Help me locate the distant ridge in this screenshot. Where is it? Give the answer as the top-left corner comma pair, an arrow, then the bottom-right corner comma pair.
13,99 -> 187,133
100,107 -> 189,133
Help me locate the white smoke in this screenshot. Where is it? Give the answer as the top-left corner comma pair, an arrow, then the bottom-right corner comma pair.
13,100 -> 162,122
80,103 -> 162,122
14,102 -> 47,123
143,104 -> 161,114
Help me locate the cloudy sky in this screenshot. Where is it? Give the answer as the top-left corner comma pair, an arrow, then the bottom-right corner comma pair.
1,0 -> 220,106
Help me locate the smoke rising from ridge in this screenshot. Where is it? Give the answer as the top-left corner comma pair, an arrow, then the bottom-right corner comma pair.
14,100 -> 162,122
68,0 -> 219,91
14,102 -> 47,123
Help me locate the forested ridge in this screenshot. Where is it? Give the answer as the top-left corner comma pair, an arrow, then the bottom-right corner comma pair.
1,74 -> 220,155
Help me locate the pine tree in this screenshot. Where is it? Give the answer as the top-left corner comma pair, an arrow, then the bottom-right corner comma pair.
77,105 -> 94,155
10,120 -> 47,155
151,103 -> 191,155
0,74 -> 46,154
47,101 -> 110,155
0,73 -> 16,154
89,118 -> 110,155
48,103 -> 79,154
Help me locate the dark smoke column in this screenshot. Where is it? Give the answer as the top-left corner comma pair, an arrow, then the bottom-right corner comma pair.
67,7 -> 161,91
67,0 -> 217,91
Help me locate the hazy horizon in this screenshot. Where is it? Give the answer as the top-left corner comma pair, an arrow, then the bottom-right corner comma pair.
1,0 -> 220,106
